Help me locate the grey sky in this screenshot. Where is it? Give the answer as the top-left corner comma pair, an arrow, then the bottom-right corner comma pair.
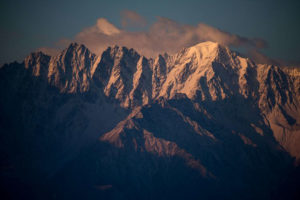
1,0 -> 299,66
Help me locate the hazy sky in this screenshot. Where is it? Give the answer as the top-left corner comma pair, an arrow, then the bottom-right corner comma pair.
1,0 -> 300,66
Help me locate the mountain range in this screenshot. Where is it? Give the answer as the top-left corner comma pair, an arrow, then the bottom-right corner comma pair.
1,41 -> 300,199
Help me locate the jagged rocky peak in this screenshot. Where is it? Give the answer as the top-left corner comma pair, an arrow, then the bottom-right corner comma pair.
25,51 -> 50,62
104,45 -> 140,60
171,41 -> 236,75
24,51 -> 50,77
158,42 -> 231,100
92,45 -> 141,85
92,45 -> 152,107
257,64 -> 298,111
65,42 -> 89,53
93,45 -> 141,79
157,41 -> 260,101
67,42 -> 84,49
61,42 -> 95,67
47,42 -> 96,93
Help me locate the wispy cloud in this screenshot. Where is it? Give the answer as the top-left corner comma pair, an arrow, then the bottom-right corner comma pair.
36,38 -> 72,57
40,10 -> 273,65
74,15 -> 267,58
248,49 -> 300,67
248,49 -> 279,66
121,10 -> 147,28
37,47 -> 60,56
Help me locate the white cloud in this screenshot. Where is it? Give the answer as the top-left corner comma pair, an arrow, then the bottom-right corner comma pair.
40,11 -> 269,62
77,18 -> 120,37
73,16 -> 267,58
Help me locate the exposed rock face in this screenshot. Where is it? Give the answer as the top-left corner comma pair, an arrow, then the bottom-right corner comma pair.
1,41 -> 300,199
92,46 -> 152,107
158,42 -> 258,100
257,64 -> 300,159
48,43 -> 96,93
24,52 -> 50,77
152,54 -> 168,98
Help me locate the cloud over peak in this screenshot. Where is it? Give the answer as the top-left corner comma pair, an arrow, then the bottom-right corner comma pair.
73,14 -> 267,58
79,18 -> 121,37
42,10 -> 269,64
